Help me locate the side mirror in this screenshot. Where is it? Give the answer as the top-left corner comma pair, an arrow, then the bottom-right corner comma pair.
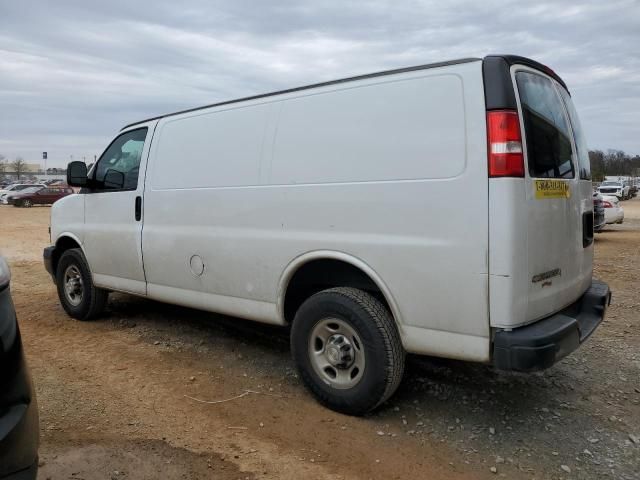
103,169 -> 125,189
67,161 -> 87,187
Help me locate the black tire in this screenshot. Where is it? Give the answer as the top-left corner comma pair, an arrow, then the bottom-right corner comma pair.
13,200 -> 23,208
291,287 -> 405,415
22,199 -> 32,207
55,248 -> 108,320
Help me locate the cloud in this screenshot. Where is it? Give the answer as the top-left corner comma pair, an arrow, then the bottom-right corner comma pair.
0,0 -> 638,167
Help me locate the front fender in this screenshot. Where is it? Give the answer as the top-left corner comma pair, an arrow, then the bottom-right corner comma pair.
50,194 -> 85,246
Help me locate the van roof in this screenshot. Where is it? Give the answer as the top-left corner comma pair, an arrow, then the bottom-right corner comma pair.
121,54 -> 566,131
121,57 -> 480,130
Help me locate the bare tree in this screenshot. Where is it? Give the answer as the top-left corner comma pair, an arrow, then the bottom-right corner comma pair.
0,154 -> 6,175
11,157 -> 27,180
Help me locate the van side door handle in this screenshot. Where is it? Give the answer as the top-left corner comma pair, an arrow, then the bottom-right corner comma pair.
135,196 -> 142,221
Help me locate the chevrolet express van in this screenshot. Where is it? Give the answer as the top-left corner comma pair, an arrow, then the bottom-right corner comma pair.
44,55 -> 611,415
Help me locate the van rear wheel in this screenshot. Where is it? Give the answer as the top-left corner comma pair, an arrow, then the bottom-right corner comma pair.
55,248 -> 108,321
291,287 -> 405,415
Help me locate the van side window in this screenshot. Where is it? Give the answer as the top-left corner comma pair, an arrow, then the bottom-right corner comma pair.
516,72 -> 574,179
93,128 -> 148,191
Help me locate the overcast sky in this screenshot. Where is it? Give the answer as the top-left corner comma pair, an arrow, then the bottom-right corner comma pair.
1,0 -> 639,168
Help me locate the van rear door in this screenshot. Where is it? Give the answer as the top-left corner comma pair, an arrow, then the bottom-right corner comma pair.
514,68 -> 593,322
485,56 -> 594,328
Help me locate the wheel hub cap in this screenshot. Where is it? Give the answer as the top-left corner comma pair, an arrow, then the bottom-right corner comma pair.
325,334 -> 355,368
63,265 -> 84,306
308,318 -> 365,389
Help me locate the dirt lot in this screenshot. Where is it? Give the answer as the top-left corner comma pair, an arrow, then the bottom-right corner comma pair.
1,201 -> 639,480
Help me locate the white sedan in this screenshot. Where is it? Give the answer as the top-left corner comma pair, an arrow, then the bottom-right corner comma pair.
602,195 -> 624,224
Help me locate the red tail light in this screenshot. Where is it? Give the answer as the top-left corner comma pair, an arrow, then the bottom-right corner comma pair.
602,201 -> 613,208
487,110 -> 524,177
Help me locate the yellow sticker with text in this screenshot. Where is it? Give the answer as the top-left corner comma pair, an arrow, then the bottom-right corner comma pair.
534,179 -> 570,199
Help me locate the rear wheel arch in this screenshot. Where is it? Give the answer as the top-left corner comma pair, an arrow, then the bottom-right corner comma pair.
279,252 -> 402,329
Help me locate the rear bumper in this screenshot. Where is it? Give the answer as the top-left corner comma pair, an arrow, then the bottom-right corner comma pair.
493,279 -> 611,371
604,208 -> 624,225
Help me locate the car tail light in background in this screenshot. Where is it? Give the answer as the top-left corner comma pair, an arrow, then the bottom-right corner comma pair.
602,201 -> 613,208
487,110 -> 525,177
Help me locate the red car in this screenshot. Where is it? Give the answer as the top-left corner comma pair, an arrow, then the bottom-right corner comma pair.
8,186 -> 74,207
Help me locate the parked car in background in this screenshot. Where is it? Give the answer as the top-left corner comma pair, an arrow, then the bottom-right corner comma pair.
628,181 -> 638,198
597,181 -> 629,200
0,184 -> 46,198
602,195 -> 624,225
9,187 -> 74,207
1,187 -> 42,205
0,256 -> 39,480
593,192 -> 606,232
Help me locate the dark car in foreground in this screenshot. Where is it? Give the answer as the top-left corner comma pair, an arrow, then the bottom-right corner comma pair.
0,256 -> 39,480
8,187 -> 73,207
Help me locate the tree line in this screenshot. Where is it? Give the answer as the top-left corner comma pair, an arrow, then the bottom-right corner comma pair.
0,154 -> 28,178
589,150 -> 640,182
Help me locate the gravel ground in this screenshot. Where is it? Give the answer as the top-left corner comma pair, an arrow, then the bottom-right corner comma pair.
0,199 -> 638,480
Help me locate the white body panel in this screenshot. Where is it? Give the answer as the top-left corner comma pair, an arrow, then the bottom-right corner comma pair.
141,60 -> 491,360
50,194 -> 85,246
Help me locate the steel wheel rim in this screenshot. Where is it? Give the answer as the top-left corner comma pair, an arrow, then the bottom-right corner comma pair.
63,265 -> 84,306
308,318 -> 365,389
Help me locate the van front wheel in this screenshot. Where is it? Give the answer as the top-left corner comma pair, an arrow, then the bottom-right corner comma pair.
55,248 -> 108,321
291,287 -> 405,415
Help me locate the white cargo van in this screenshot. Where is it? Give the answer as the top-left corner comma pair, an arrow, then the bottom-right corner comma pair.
45,55 -> 610,415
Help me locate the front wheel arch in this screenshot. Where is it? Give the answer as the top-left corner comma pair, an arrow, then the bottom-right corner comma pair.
51,236 -> 83,278
55,248 -> 108,320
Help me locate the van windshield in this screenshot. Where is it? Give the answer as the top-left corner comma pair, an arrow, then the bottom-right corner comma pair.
516,71 -> 574,179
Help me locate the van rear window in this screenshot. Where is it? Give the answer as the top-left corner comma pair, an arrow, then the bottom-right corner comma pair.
557,87 -> 591,179
516,71 -> 574,179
